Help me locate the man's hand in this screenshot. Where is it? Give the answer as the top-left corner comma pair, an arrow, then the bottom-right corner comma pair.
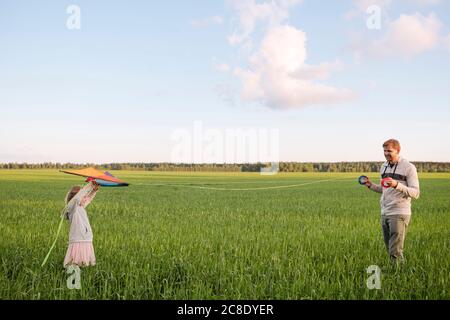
384,179 -> 398,188
364,177 -> 372,188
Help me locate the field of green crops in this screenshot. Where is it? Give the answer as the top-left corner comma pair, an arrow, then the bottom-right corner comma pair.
0,170 -> 449,299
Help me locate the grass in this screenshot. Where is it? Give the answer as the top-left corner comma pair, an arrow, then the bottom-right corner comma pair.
0,170 -> 449,299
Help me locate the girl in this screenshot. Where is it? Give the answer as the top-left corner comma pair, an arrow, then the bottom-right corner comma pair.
63,180 -> 99,268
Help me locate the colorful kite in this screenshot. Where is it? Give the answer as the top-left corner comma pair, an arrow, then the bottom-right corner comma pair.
61,167 -> 129,187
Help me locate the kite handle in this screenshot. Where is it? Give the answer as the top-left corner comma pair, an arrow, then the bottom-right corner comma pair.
358,175 -> 369,185
381,177 -> 393,188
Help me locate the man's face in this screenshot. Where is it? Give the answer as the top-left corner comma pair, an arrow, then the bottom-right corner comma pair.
384,145 -> 400,163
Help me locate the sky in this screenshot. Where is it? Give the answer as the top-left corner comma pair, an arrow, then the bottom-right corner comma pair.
1,0 -> 450,164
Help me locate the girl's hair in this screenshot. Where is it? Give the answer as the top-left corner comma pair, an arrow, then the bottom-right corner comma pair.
65,186 -> 81,204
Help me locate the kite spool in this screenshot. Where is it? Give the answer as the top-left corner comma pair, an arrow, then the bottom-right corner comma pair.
381,177 -> 392,188
358,175 -> 369,185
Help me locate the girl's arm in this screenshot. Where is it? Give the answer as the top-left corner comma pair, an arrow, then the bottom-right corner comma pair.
80,181 -> 99,208
65,182 -> 97,219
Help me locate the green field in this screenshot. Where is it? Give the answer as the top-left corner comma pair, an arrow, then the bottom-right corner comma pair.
1,170 -> 449,299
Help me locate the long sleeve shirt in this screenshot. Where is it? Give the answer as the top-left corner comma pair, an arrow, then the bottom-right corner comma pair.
368,156 -> 420,216
65,182 -> 98,243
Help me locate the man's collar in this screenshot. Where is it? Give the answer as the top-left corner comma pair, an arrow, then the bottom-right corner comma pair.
385,156 -> 402,167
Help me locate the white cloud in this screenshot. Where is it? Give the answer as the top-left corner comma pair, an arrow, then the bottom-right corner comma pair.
190,16 -> 223,28
219,0 -> 354,109
291,61 -> 344,81
233,26 -> 354,109
351,13 -> 442,59
385,13 -> 441,55
227,0 -> 302,45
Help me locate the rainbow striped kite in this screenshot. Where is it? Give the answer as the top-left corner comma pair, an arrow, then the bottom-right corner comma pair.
61,167 -> 129,187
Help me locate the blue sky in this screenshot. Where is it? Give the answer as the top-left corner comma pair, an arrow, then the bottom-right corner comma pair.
1,0 -> 450,163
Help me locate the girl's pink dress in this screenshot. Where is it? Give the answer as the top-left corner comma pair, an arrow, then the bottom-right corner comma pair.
64,242 -> 96,267
63,182 -> 98,267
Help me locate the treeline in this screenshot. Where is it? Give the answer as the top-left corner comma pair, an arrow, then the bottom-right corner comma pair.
1,162 -> 449,172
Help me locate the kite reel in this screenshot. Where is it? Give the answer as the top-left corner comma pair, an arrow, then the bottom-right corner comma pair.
381,177 -> 393,188
358,175 -> 369,185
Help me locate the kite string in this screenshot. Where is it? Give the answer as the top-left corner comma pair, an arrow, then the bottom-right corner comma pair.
134,178 -> 354,191
40,178 -> 356,267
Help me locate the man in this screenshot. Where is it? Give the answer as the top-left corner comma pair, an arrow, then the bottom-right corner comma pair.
365,139 -> 420,263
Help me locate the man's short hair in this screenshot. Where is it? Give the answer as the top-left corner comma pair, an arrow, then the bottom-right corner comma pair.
383,139 -> 401,151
